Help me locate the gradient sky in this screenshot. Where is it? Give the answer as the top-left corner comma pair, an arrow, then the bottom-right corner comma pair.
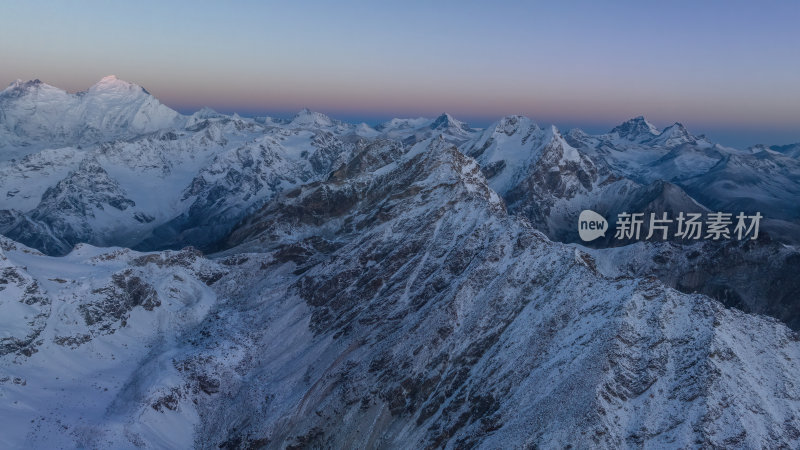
1,0 -> 799,147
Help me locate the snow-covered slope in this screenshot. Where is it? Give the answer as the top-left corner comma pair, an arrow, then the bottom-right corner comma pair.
139,123 -> 356,251
0,236 -> 225,448
4,138 -> 798,447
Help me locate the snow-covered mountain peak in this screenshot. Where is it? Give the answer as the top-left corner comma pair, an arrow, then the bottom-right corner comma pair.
565,127 -> 590,140
653,121 -> 696,147
429,112 -> 471,132
3,78 -> 41,93
0,78 -> 69,100
292,108 -> 332,123
184,106 -> 233,129
490,114 -> 540,136
185,106 -> 227,127
661,121 -> 689,135
374,117 -> 430,131
4,78 -> 39,90
459,115 -> 579,196
195,106 -> 219,116
95,74 -> 125,85
289,108 -> 336,128
87,74 -> 146,95
609,115 -> 661,141
0,77 -> 184,158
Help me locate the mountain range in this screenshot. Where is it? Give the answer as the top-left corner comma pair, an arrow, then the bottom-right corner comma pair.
1,77 -> 799,448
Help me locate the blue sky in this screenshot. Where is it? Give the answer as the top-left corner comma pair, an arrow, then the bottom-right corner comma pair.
1,0 -> 798,146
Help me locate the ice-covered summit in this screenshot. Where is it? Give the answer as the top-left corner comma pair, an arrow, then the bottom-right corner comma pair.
288,108 -> 337,128
651,121 -> 696,147
87,74 -> 145,92
609,115 -> 661,142
0,76 -> 184,156
429,112 -> 472,132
